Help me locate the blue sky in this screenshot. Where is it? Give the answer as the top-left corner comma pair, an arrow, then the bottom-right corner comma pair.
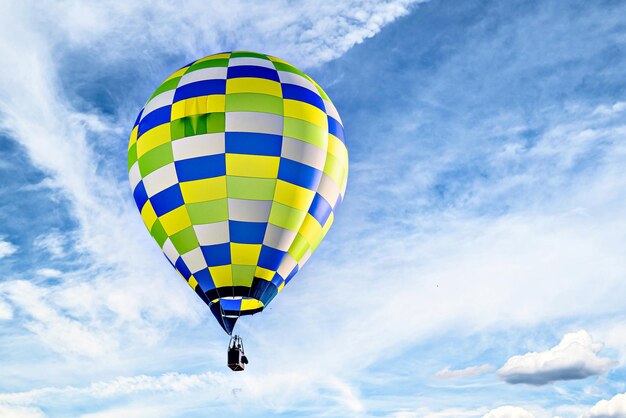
1,0 -> 626,417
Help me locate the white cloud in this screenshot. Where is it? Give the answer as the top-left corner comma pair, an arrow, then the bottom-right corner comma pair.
0,405 -> 47,418
583,392 -> 626,417
417,408 -> 488,418
0,5 -> 422,409
0,369 -> 362,418
0,298 -> 13,320
1,1 -> 626,417
31,0 -> 424,68
1,280 -> 119,358
0,236 -> 17,258
33,232 -> 66,259
0,0 -> 427,360
497,331 -> 617,385
0,371 -> 225,404
36,268 -> 62,278
593,101 -> 626,116
483,406 -> 535,418
435,364 -> 494,379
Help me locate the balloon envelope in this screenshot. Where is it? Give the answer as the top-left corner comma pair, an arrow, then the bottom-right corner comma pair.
128,51 -> 348,334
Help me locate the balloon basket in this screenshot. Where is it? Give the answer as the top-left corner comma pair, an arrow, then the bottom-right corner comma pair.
227,335 -> 248,371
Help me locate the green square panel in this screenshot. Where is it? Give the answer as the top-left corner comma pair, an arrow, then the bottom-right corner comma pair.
225,93 -> 283,115
272,62 -> 307,78
170,118 -> 186,140
226,176 -> 276,200
323,153 -> 347,185
283,117 -> 326,149
150,77 -> 181,100
288,233 -> 310,262
186,199 -> 229,224
230,51 -> 269,60
268,201 -> 306,231
170,226 -> 199,254
232,265 -> 256,287
150,219 -> 168,247
186,115 -> 208,136
188,59 -> 229,73
206,112 -> 225,133
138,142 -> 174,177
127,142 -> 138,171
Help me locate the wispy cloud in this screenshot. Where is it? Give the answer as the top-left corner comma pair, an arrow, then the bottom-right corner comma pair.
2,0 -> 626,417
28,0 -> 425,68
436,364 -> 495,379
33,233 -> 67,259
0,1 -> 424,416
0,369 -> 364,417
498,331 -> 617,386
0,0 -> 428,358
1,280 -> 119,358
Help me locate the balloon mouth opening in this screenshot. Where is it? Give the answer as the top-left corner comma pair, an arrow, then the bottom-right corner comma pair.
209,296 -> 265,335
211,296 -> 265,316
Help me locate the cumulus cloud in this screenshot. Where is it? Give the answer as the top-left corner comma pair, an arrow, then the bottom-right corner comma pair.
435,364 -> 494,379
583,392 -> 626,418
0,236 -> 17,258
498,331 -> 617,385
483,406 -> 535,418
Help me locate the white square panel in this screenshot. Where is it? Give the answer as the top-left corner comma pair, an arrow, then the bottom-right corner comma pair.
143,163 -> 179,197
194,221 -> 230,246
172,133 -> 225,161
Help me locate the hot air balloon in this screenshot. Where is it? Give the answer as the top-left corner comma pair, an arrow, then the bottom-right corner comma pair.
127,51 -> 348,370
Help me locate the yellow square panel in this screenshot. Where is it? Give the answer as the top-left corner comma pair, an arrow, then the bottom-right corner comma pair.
171,95 -> 225,120
327,134 -> 348,163
299,213 -> 323,245
274,180 -> 315,211
180,177 -> 227,203
255,266 -> 276,281
137,124 -> 171,157
140,200 -> 158,230
159,206 -> 192,236
188,275 -> 198,290
209,265 -> 232,288
128,125 -> 138,150
284,99 -> 327,128
164,66 -> 189,81
312,213 -> 334,251
267,55 -> 289,65
206,95 -> 226,112
230,243 -> 262,265
226,154 -> 280,178
226,78 -> 282,97
241,299 -> 264,310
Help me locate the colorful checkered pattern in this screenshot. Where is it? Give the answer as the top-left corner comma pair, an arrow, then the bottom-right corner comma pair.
128,51 -> 348,334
